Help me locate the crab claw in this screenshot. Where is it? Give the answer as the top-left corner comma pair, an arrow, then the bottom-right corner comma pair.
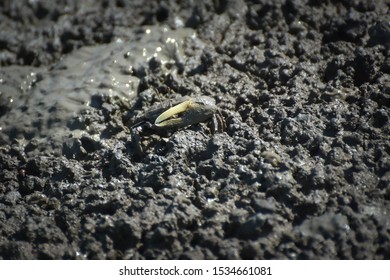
154,97 -> 220,129
154,100 -> 192,127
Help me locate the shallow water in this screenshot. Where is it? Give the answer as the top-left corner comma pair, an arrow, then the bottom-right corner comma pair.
0,26 -> 196,154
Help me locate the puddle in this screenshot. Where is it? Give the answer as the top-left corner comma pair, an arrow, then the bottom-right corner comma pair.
0,26 -> 197,155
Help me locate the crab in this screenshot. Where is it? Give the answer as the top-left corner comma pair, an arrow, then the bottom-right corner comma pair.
130,95 -> 225,156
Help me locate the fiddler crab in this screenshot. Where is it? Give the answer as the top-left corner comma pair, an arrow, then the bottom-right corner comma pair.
129,93 -> 225,156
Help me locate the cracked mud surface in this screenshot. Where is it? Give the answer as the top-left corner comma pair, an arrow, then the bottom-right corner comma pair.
0,0 -> 389,259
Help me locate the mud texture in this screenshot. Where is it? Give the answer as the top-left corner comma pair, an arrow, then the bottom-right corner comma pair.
0,0 -> 389,259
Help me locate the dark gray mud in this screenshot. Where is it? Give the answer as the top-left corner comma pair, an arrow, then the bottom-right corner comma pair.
0,0 -> 389,259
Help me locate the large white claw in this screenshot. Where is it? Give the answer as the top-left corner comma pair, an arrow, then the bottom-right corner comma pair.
154,100 -> 191,127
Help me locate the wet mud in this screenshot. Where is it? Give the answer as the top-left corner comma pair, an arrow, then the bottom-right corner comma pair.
0,0 -> 389,259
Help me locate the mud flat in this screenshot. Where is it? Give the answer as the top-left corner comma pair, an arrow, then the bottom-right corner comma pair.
0,0 -> 389,259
